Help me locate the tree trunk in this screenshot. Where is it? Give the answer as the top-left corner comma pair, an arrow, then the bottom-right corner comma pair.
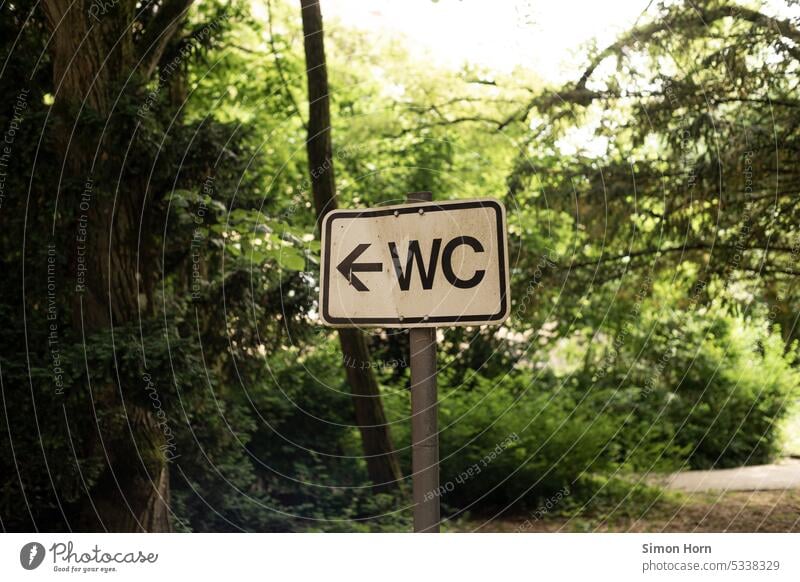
300,0 -> 403,492
42,0 -> 189,531
338,329 -> 405,490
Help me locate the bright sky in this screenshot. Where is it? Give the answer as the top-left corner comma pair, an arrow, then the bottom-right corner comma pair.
323,0 -> 652,83
322,0 -> 798,83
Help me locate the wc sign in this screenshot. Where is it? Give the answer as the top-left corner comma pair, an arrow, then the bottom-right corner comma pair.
319,198 -> 510,328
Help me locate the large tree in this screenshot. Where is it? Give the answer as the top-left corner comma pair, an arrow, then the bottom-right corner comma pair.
40,0 -> 201,532
0,0 -> 270,533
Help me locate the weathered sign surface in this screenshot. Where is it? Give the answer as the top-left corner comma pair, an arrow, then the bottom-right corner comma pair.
319,198 -> 510,328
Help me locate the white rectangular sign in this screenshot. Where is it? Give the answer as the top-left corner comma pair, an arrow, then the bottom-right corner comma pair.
319,198 -> 510,328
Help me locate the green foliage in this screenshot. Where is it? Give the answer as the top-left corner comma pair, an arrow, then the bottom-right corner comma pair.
2,0 -> 800,534
411,370 -> 619,512
643,309 -> 798,469
582,286 -> 800,470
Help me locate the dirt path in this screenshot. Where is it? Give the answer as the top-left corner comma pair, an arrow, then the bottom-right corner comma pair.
660,459 -> 800,493
457,490 -> 800,532
455,459 -> 800,533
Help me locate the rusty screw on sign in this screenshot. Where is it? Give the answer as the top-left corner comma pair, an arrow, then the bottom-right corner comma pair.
407,191 -> 440,533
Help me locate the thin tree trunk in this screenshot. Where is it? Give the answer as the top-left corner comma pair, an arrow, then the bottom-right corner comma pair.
300,0 -> 403,492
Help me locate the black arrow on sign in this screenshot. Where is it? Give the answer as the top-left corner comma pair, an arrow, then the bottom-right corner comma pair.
336,243 -> 383,292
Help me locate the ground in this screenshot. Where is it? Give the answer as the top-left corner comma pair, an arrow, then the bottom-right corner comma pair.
454,411 -> 800,532
456,490 -> 800,532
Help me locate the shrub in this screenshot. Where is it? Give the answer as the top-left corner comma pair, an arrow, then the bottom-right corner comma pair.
588,300 -> 799,470
393,370 -> 620,513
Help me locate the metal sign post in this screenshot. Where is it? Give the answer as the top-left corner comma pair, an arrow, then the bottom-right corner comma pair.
406,191 -> 440,533
318,190 -> 510,533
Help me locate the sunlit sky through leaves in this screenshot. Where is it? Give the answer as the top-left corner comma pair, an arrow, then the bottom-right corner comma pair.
320,0 -> 796,83
324,0 -> 653,82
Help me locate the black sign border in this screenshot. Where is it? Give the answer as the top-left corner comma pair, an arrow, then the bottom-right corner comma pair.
321,199 -> 508,326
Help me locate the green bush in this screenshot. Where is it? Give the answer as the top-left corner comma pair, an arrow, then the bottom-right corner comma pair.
588,300 -> 800,470
659,311 -> 798,468
393,370 -> 620,512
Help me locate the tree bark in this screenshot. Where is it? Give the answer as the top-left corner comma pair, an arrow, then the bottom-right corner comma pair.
300,0 -> 403,492
42,0 -> 192,531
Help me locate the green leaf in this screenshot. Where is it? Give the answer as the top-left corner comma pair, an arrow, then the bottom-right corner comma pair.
277,249 -> 306,271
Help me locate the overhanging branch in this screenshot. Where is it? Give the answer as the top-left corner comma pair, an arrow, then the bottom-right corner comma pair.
137,0 -> 195,79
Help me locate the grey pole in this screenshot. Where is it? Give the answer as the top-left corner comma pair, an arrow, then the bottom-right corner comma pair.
407,191 -> 440,533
